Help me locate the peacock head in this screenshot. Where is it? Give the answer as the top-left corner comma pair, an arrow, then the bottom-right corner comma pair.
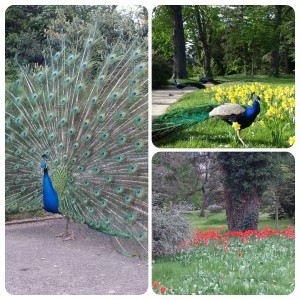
250,92 -> 261,102
40,154 -> 48,172
40,161 -> 47,172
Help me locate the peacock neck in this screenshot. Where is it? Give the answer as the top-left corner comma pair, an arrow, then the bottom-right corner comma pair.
252,99 -> 260,114
42,168 -> 59,214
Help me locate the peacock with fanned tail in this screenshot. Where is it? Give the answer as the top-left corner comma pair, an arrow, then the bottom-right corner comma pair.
5,12 -> 148,257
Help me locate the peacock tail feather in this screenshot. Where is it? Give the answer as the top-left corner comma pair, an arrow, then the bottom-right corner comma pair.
5,10 -> 148,257
152,104 -> 218,141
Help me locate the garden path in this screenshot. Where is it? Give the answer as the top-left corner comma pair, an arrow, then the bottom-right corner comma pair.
152,86 -> 197,117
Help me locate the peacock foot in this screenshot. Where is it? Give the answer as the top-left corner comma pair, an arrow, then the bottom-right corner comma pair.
62,233 -> 75,242
236,129 -> 248,148
56,231 -> 75,241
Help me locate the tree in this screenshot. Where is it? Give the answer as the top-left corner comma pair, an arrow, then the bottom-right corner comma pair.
279,5 -> 295,74
152,5 -> 295,79
152,152 -> 204,209
217,153 -> 277,231
194,6 -> 214,79
170,5 -> 187,79
277,154 -> 293,223
270,5 -> 283,77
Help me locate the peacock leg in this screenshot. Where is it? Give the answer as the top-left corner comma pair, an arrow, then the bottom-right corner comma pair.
56,217 -> 75,241
236,129 -> 248,148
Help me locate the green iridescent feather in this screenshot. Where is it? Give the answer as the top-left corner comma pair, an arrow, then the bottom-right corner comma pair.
152,104 -> 219,141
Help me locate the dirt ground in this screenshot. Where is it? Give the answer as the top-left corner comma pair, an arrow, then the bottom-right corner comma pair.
5,218 -> 148,295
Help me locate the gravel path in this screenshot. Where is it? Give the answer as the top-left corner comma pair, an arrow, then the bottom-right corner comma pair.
5,218 -> 148,295
152,86 -> 197,117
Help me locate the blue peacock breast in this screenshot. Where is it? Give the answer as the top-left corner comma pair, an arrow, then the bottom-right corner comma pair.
42,165 -> 70,214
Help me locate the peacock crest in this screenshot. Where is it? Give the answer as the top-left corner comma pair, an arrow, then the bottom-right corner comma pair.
5,8 -> 148,257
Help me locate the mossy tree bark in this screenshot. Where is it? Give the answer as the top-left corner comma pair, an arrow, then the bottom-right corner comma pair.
217,153 -> 277,232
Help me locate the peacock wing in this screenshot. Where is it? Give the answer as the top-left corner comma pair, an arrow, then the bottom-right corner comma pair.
208,103 -> 246,119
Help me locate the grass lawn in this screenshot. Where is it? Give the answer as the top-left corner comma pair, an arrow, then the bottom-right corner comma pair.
153,75 -> 295,148
152,210 -> 295,295
183,210 -> 292,230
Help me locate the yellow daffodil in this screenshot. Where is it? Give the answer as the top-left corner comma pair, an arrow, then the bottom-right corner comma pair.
258,120 -> 266,127
232,122 -> 241,130
289,136 -> 295,146
208,83 -> 294,147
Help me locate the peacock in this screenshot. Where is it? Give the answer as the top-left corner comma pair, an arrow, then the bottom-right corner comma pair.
174,79 -> 187,91
5,11 -> 148,257
152,94 -> 261,147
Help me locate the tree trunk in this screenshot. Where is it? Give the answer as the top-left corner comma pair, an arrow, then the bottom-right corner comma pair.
170,5 -> 187,79
194,6 -> 213,79
224,187 -> 260,231
251,52 -> 255,77
199,185 -> 206,217
243,45 -> 247,76
199,153 -> 210,217
224,187 -> 235,230
284,45 -> 291,74
275,201 -> 279,229
270,5 -> 283,77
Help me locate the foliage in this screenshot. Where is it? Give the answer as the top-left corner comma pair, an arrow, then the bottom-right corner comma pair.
152,153 -> 205,209
261,153 -> 295,222
153,225 -> 295,295
152,153 -> 211,256
152,205 -> 192,256
152,5 -> 295,80
152,6 -> 173,60
5,5 -> 147,79
15,31 -> 44,67
216,153 -> 278,231
152,53 -> 173,88
5,6 -> 57,76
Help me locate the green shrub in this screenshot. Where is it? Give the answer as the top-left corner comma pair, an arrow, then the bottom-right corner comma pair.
152,53 -> 173,89
152,205 -> 192,256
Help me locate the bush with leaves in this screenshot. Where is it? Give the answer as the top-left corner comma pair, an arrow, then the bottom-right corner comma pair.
152,205 -> 192,256
152,53 -> 173,89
